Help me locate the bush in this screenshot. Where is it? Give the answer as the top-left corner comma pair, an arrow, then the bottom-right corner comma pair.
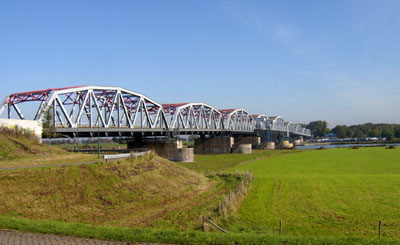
0,126 -> 39,142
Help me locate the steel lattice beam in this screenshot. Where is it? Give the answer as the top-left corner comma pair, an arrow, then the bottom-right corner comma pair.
0,85 -> 312,137
162,103 -> 224,130
220,109 -> 254,132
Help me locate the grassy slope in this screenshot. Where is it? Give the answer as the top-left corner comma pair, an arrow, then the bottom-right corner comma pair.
0,153 -> 240,230
0,134 -> 99,168
1,145 -> 400,243
224,147 -> 400,238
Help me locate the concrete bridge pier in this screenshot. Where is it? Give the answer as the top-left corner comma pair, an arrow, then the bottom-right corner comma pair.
194,136 -> 234,154
127,138 -> 194,162
233,136 -> 261,149
292,136 -> 304,146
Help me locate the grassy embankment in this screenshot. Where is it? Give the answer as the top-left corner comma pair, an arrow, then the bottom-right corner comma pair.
2,130 -> 400,244
1,147 -> 397,244
222,147 -> 400,239
0,152 -> 243,230
0,134 -> 99,169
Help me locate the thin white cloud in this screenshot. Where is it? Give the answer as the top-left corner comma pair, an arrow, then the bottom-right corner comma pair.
273,24 -> 297,43
220,1 -> 313,55
297,70 -> 400,124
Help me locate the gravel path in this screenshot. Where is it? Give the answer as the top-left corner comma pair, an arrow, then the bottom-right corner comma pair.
0,229 -> 145,245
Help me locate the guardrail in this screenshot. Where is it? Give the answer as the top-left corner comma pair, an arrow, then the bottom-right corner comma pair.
103,150 -> 152,162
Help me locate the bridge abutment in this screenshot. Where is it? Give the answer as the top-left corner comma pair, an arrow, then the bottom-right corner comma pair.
260,142 -> 275,150
233,136 -> 261,149
194,136 -> 234,154
232,144 -> 252,154
128,139 -> 194,162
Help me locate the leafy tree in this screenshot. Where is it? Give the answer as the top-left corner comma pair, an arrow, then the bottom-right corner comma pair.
41,108 -> 58,153
395,127 -> 400,139
331,125 -> 347,138
346,127 -> 354,138
381,128 -> 394,140
306,121 -> 329,138
42,108 -> 56,138
353,128 -> 364,138
368,128 -> 380,137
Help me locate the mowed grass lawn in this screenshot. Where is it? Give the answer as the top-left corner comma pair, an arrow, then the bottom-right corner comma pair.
224,147 -> 400,238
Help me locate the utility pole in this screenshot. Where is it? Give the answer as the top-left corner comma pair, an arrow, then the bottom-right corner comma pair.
97,126 -> 100,158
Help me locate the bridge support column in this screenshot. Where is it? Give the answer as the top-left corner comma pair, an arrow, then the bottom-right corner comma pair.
194,136 -> 234,154
260,142 -> 275,150
293,136 -> 304,146
232,144 -> 252,154
128,139 -> 194,162
233,136 -> 261,149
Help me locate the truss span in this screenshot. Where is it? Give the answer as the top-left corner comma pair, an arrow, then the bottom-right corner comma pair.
220,109 -> 254,132
162,103 -> 223,131
254,114 -> 270,130
0,86 -> 169,132
0,85 -> 312,137
268,116 -> 286,132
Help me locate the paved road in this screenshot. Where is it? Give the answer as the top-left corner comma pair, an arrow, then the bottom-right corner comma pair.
0,230 -> 144,245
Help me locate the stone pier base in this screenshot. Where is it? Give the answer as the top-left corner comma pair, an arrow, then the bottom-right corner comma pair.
232,144 -> 252,154
262,142 -> 275,150
194,137 -> 234,154
233,136 -> 261,149
128,140 -> 194,162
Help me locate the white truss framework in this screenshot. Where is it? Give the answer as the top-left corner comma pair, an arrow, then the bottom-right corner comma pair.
0,85 -> 312,136
220,109 -> 254,132
286,122 -> 295,136
254,114 -> 270,130
268,116 -> 286,132
1,86 -> 168,130
163,103 -> 223,130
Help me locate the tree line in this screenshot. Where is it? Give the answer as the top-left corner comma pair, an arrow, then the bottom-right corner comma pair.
305,121 -> 400,140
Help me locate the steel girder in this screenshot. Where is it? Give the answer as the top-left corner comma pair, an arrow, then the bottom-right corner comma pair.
220,109 -> 254,132
0,86 -> 168,130
162,103 -> 223,130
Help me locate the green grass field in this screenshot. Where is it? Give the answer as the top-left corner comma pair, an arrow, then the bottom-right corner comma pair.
179,149 -> 294,173
220,147 -> 400,239
2,134 -> 400,244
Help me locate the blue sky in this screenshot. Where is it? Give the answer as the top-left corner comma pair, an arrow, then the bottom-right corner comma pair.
1,0 -> 399,127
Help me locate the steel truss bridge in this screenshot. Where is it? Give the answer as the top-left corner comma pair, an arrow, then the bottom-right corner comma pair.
0,85 -> 311,138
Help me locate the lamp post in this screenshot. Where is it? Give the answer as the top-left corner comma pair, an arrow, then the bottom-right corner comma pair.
97,125 -> 100,158
76,127 -> 80,153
